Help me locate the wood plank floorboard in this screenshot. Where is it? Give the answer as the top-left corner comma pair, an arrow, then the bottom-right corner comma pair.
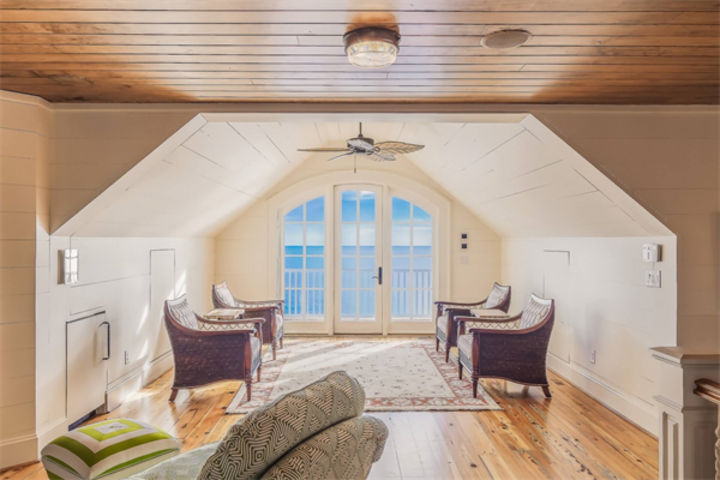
0,336 -> 658,480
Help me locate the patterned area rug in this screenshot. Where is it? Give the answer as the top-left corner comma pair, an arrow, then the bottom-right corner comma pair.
226,338 -> 500,413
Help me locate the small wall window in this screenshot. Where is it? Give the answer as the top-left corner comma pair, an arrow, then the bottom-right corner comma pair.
283,196 -> 325,321
391,196 -> 433,322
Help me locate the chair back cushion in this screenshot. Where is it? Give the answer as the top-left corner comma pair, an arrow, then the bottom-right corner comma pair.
519,294 -> 553,329
165,295 -> 199,330
198,371 -> 365,480
214,282 -> 235,307
485,283 -> 510,310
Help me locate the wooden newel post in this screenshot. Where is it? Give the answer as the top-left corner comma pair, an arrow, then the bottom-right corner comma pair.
694,379 -> 720,480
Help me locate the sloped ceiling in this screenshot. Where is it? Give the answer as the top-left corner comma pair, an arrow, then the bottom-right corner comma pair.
61,113 -> 672,238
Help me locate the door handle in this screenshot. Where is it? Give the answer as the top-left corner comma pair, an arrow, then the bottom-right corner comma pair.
372,267 -> 383,285
101,321 -> 110,360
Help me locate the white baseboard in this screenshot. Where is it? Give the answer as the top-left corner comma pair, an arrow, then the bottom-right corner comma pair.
0,434 -> 38,469
26,354 -> 174,460
547,353 -> 657,436
36,417 -> 69,457
106,351 -> 174,412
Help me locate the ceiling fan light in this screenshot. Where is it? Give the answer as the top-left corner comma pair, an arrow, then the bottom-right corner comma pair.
343,27 -> 400,68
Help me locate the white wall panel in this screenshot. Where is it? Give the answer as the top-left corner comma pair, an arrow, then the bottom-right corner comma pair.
0,92 -> 48,468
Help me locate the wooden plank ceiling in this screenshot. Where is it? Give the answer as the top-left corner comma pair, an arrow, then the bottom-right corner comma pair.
0,0 -> 718,104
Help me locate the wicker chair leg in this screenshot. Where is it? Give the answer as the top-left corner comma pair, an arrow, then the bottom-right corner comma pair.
472,376 -> 479,399
458,362 -> 463,380
445,344 -> 450,363
542,385 -> 552,398
436,337 -> 439,352
169,388 -> 179,402
257,365 -> 262,382
280,336 -> 283,349
246,379 -> 252,402
272,341 -> 277,360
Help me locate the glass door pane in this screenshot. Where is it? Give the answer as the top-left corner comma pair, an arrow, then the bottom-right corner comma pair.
391,197 -> 433,322
335,186 -> 382,334
283,197 -> 325,322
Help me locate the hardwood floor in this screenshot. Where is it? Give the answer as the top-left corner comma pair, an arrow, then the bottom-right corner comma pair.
1,337 -> 658,480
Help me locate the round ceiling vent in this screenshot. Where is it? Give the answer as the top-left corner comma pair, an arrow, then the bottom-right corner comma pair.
481,29 -> 533,49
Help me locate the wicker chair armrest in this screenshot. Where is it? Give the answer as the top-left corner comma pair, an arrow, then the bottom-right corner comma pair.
456,313 -> 520,325
173,322 -> 255,337
198,317 -> 265,327
468,312 -> 552,335
235,298 -> 284,308
435,299 -> 487,308
242,305 -> 279,315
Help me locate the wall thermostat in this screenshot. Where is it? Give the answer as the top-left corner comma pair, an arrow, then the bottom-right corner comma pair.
642,244 -> 661,263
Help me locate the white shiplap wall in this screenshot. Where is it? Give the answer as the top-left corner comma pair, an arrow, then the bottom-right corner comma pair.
536,108 -> 719,352
0,93 -> 51,467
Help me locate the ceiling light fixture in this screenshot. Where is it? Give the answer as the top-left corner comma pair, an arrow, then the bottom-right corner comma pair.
343,26 -> 400,68
481,29 -> 533,49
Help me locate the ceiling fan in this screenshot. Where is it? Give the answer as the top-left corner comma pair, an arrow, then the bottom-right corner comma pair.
298,123 -> 425,167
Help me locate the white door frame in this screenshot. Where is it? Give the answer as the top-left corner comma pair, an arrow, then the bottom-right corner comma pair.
268,171 -> 450,336
333,184 -> 384,335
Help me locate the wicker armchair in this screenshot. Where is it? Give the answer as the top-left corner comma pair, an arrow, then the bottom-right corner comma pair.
212,281 -> 285,360
164,295 -> 264,402
455,294 -> 555,399
434,282 -> 511,362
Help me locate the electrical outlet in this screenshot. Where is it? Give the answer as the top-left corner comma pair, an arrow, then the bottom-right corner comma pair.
645,270 -> 661,288
124,350 -> 130,365
590,349 -> 596,365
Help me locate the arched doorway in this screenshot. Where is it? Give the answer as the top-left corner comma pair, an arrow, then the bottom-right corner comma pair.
269,171 -> 450,335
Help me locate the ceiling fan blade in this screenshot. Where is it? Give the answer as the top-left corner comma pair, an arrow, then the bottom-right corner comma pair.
326,152 -> 355,162
367,151 -> 396,162
375,141 -> 425,154
297,147 -> 351,152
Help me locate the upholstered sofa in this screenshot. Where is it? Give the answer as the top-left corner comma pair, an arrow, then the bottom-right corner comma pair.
126,371 -> 388,480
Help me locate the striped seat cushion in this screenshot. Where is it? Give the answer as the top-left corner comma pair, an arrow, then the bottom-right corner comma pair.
41,419 -> 180,480
457,334 -> 474,357
436,315 -> 448,334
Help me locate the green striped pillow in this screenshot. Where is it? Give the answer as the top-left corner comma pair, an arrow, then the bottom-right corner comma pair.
41,419 -> 180,480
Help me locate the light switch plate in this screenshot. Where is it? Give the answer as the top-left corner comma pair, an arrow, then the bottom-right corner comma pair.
645,270 -> 661,288
643,244 -> 660,263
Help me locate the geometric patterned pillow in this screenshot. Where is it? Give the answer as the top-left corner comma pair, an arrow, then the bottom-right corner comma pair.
258,416 -> 389,480
519,298 -> 550,329
485,284 -> 509,309
41,419 -> 180,480
214,284 -> 236,307
198,371 -> 365,480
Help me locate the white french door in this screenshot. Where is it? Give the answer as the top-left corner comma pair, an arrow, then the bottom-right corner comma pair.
334,185 -> 384,334
280,183 -> 437,335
